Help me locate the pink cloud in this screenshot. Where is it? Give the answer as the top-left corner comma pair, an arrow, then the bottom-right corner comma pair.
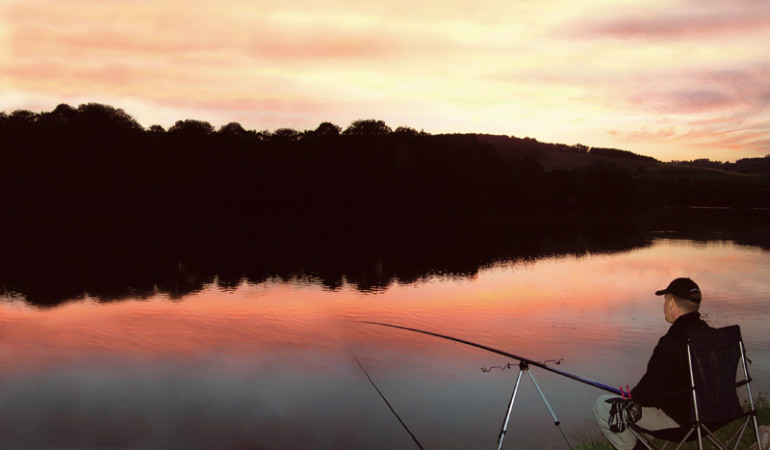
682,126 -> 770,154
4,0 -> 451,67
568,0 -> 770,40
626,89 -> 734,114
632,66 -> 770,114
609,127 -> 679,144
600,64 -> 770,160
610,121 -> 770,161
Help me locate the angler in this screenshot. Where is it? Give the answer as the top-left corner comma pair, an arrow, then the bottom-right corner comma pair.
359,276 -> 763,450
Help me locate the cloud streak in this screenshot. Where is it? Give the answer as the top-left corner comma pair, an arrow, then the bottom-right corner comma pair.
567,0 -> 770,39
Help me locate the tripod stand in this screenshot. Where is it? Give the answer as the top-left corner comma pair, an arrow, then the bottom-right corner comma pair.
497,360 -> 572,449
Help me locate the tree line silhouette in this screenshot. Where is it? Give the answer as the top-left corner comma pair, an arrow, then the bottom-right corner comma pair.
3,103 -> 767,222
671,156 -> 770,175
2,103 -> 769,306
1,103 -> 649,224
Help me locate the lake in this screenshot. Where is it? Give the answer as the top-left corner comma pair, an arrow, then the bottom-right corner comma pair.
1,231 -> 769,449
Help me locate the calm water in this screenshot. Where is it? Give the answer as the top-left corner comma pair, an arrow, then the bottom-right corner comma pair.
1,236 -> 768,449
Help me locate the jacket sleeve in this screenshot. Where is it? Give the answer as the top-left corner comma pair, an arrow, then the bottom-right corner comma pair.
631,337 -> 676,405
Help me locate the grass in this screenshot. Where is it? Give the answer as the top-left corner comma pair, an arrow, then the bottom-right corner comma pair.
539,149 -> 767,183
574,393 -> 769,450
538,150 -> 660,172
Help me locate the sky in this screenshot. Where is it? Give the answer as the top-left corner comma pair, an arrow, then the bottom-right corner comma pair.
1,0 -> 769,162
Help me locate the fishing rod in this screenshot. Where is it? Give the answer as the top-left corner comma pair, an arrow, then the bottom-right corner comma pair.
358,321 -> 622,396
358,321 -> 624,449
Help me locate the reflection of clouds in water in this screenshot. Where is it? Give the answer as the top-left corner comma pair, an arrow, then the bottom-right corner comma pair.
0,286 -> 347,374
0,360 -> 374,449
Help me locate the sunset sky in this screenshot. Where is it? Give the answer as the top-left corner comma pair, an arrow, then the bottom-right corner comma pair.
2,0 -> 769,162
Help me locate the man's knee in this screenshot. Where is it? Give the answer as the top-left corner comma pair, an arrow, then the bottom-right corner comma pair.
595,394 -> 619,420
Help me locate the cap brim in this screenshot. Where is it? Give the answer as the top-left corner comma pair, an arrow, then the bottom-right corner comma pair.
655,289 -> 667,296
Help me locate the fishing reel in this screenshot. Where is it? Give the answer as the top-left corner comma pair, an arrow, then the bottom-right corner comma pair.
606,398 -> 642,432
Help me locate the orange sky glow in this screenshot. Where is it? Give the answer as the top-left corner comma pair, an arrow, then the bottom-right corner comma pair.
2,0 -> 769,161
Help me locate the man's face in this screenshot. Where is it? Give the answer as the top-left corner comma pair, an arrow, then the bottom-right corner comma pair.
663,293 -> 675,323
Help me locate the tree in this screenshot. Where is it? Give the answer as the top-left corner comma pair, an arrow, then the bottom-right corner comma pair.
271,127 -> 302,142
343,119 -> 392,136
394,126 -> 420,136
8,109 -> 37,125
76,103 -> 143,131
51,103 -> 78,120
168,119 -> 215,135
574,143 -> 589,153
313,122 -> 342,137
218,122 -> 248,136
37,104 -> 79,139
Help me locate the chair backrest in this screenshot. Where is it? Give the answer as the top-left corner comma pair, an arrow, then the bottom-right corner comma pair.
631,324 -> 760,449
687,325 -> 745,424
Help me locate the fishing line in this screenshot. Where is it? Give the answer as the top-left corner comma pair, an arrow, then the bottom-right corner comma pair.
349,349 -> 425,450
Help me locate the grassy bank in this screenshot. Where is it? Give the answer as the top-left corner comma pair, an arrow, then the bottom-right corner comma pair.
575,393 -> 769,450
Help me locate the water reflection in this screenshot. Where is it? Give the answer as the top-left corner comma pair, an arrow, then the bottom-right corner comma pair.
1,236 -> 768,449
3,208 -> 769,308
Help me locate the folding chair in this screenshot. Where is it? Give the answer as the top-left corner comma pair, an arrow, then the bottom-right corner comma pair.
630,325 -> 762,450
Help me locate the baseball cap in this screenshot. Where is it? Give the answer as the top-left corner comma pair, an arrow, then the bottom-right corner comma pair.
655,278 -> 702,303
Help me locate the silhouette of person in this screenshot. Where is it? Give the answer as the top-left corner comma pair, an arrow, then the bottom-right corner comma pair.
594,277 -> 709,450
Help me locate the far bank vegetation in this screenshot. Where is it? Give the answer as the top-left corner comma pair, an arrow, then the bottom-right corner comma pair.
2,103 -> 769,230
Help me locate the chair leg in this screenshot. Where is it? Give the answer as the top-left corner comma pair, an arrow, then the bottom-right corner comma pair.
740,340 -> 763,449
672,428 -> 695,450
701,429 -> 728,450
721,417 -> 751,450
628,428 -> 658,450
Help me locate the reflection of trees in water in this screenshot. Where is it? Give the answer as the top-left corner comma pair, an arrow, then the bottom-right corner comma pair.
648,208 -> 770,249
5,208 -> 768,308
2,213 -> 651,307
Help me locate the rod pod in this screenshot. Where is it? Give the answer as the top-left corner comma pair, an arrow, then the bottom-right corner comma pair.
497,361 -> 571,449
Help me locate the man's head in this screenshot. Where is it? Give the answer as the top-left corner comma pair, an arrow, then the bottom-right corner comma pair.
655,278 -> 701,323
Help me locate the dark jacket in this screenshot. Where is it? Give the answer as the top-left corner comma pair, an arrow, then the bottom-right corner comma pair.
630,311 -> 710,425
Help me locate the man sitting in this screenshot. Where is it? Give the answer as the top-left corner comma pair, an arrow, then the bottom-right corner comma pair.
594,277 -> 709,450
